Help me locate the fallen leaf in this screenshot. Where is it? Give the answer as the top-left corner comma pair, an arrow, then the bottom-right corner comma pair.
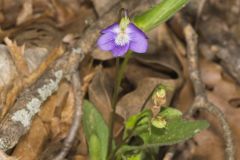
12,117 -> 49,160
4,37 -> 29,76
16,0 -> 33,25
88,69 -> 113,125
0,44 -> 17,87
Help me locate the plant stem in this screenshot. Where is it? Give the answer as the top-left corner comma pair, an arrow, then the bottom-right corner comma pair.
107,51 -> 132,159
140,84 -> 160,111
110,85 -> 159,159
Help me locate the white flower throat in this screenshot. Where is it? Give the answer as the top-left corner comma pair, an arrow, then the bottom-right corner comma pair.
114,17 -> 130,46
115,30 -> 129,46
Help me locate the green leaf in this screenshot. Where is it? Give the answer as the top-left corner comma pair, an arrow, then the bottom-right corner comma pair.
82,100 -> 109,160
134,0 -> 189,31
89,134 -> 101,160
125,110 -> 151,131
126,152 -> 143,160
159,107 -> 182,120
140,119 -> 209,146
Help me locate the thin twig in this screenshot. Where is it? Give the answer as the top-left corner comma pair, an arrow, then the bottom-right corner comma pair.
184,24 -> 235,160
53,72 -> 83,160
0,48 -> 83,151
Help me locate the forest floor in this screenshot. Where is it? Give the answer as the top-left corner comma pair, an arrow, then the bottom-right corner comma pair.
0,0 -> 240,159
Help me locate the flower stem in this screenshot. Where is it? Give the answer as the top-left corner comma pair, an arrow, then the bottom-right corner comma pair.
107,51 -> 132,159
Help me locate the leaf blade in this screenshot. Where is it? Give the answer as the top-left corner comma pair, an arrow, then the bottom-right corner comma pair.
134,0 -> 189,31
82,100 -> 109,160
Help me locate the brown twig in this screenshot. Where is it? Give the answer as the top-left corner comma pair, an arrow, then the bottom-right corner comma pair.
0,47 -> 83,151
184,24 -> 235,160
1,46 -> 64,118
53,72 -> 83,160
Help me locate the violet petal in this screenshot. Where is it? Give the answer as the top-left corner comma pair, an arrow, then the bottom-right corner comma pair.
111,43 -> 129,57
128,23 -> 148,53
101,23 -> 119,34
97,32 -> 116,51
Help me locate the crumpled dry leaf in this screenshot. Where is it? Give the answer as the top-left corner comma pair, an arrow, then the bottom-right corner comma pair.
16,0 -> 33,26
90,0 -> 118,16
39,82 -> 77,159
4,37 -> 29,76
0,150 -> 17,160
173,79 -> 194,113
12,117 -> 49,160
51,0 -> 80,27
24,47 -> 49,73
88,69 -> 113,125
116,76 -> 178,119
60,83 -> 75,137
0,44 -> 17,87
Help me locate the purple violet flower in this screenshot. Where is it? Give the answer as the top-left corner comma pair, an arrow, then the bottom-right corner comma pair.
97,16 -> 148,57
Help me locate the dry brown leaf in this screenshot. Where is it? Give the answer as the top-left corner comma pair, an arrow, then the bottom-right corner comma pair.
173,79 -> 194,113
90,0 -> 118,16
91,49 -> 113,60
51,0 -> 78,27
39,141 -> 63,160
24,47 -> 49,73
0,150 -> 17,160
12,117 -> 49,160
60,84 -> 75,137
49,117 -> 62,140
24,46 -> 64,85
38,82 -> 70,123
16,0 -> 33,25
0,44 -> 18,87
0,12 -> 4,23
1,79 -> 23,117
116,77 -> 178,119
77,127 -> 88,156
88,69 -> 113,125
82,71 -> 96,94
108,37 -> 183,136
4,37 -> 29,76
178,130 -> 225,160
72,155 -> 88,160
37,82 -> 78,159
